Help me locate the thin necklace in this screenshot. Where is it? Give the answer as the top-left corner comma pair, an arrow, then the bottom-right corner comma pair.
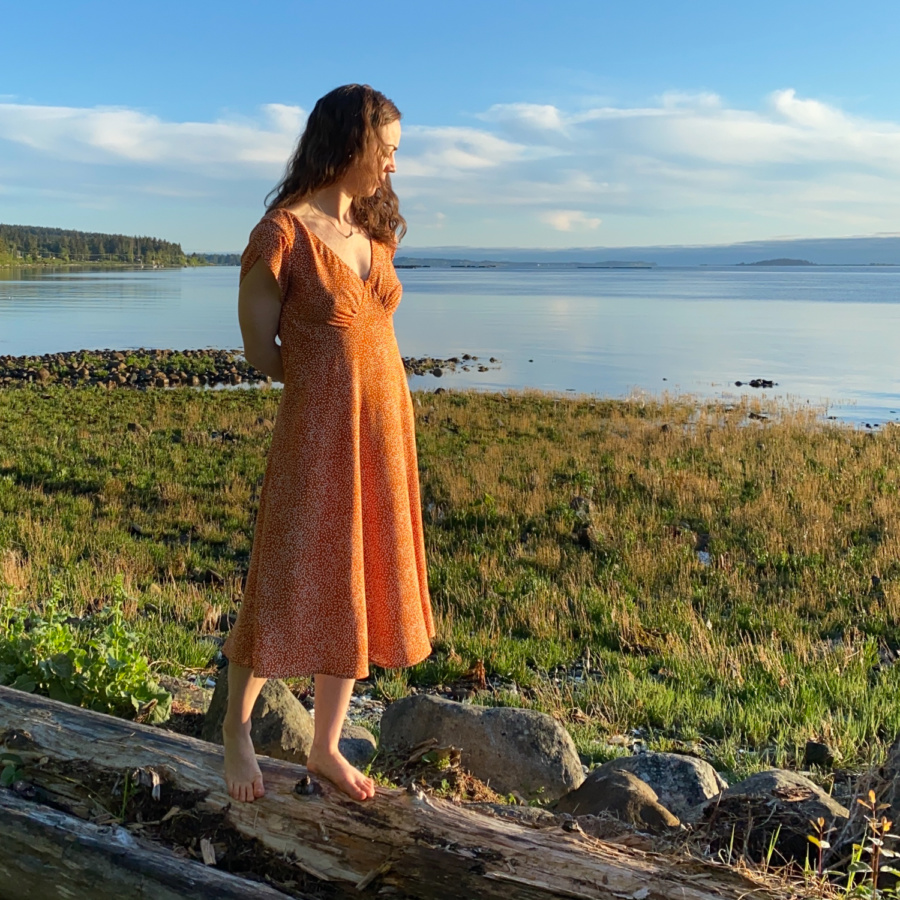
311,201 -> 355,239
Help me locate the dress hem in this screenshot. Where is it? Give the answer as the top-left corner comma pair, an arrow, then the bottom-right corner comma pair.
222,642 -> 434,681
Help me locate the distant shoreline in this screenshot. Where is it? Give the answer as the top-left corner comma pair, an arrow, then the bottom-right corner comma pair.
1,262 -> 186,271
5,258 -> 897,274
0,260 -> 239,270
392,256 -> 898,270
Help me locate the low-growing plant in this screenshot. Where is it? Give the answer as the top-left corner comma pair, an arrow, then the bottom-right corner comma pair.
372,669 -> 410,703
842,791 -> 900,897
806,792 -> 900,898
0,576 -> 171,723
807,817 -> 830,882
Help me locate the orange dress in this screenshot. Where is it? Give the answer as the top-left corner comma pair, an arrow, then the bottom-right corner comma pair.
222,208 -> 435,679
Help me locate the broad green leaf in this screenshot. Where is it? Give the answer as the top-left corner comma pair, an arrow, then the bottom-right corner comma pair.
10,674 -> 36,692
147,691 -> 172,724
48,652 -> 74,679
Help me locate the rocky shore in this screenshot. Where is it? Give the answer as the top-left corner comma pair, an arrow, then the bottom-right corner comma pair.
0,348 -> 500,389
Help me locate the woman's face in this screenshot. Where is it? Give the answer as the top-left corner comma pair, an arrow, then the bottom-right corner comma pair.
378,120 -> 401,184
345,120 -> 401,197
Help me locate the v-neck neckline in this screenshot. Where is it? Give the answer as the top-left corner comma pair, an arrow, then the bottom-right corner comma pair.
280,208 -> 374,285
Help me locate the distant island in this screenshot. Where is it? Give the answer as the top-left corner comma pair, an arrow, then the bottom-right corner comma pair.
393,256 -> 656,269
736,258 -> 816,267
0,224 -> 237,268
577,261 -> 655,269
399,234 -> 900,266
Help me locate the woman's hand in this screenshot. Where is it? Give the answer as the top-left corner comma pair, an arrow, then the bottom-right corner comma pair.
238,259 -> 285,383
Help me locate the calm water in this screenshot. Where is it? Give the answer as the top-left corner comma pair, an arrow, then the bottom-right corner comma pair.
1,265 -> 899,423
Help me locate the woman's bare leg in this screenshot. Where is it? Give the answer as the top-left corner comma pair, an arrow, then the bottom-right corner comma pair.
222,662 -> 268,802
306,674 -> 376,801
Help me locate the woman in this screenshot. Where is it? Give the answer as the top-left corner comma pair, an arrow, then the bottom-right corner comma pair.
221,85 -> 435,803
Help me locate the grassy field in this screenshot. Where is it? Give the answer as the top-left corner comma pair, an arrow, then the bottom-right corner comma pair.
2,383 -> 900,783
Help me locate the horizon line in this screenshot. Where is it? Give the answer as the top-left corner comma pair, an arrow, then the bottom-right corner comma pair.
394,232 -> 900,254
187,232 -> 900,255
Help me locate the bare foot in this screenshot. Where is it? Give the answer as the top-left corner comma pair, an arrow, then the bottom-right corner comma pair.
307,746 -> 376,801
222,720 -> 265,803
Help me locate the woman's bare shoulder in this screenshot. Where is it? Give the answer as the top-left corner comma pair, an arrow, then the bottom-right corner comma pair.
277,203 -> 313,229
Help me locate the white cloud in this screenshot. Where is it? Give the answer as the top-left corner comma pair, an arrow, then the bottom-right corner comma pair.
659,91 -> 723,110
479,102 -> 568,133
262,103 -> 306,135
771,89 -> 844,129
541,210 -> 602,231
3,90 -> 900,247
399,125 -> 537,177
0,102 -> 303,173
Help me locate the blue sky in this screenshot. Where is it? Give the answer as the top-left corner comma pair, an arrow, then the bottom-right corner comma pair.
2,0 -> 899,251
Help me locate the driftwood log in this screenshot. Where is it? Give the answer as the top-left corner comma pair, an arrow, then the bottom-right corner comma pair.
0,789 -> 306,900
0,685 -> 787,900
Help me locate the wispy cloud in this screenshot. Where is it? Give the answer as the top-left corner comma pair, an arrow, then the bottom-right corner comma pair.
2,91 -> 900,247
0,102 -> 303,173
398,125 -> 538,177
541,210 -> 602,231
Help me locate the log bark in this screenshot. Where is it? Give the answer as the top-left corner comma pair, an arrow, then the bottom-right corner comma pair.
0,790 -> 303,900
0,685 -> 785,900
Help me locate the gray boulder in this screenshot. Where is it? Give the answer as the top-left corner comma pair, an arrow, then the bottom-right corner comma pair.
684,768 -> 849,864
552,770 -> 680,832
598,752 -> 727,819
202,671 -> 314,764
340,722 -> 378,768
379,694 -> 584,801
156,674 -> 212,715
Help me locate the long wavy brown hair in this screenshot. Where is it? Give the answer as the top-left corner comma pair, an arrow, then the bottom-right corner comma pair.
266,84 -> 407,246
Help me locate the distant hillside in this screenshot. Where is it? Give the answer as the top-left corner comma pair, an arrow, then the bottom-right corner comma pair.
190,252 -> 241,266
398,234 -> 900,267
394,256 -> 656,269
0,223 -> 195,267
737,258 -> 815,266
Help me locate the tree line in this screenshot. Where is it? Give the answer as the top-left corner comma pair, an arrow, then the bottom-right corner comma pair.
0,224 -> 237,267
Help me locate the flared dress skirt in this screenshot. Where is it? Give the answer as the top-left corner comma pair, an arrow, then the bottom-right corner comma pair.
222,209 -> 435,679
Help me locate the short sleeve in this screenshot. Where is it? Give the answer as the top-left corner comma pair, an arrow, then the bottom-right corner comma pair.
239,213 -> 293,297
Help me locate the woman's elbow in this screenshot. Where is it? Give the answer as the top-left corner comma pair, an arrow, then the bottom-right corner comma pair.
242,339 -> 276,374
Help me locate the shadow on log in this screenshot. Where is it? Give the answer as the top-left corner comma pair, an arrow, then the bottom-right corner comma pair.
0,685 -> 787,900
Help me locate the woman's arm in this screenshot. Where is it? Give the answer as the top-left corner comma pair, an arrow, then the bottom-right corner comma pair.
238,258 -> 285,383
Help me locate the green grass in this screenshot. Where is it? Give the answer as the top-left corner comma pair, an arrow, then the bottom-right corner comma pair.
2,384 -> 900,782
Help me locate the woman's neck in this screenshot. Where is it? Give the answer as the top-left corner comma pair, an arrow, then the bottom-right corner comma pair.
310,185 -> 354,225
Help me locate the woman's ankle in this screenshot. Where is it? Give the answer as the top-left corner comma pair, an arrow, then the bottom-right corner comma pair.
309,742 -> 340,757
222,713 -> 252,735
